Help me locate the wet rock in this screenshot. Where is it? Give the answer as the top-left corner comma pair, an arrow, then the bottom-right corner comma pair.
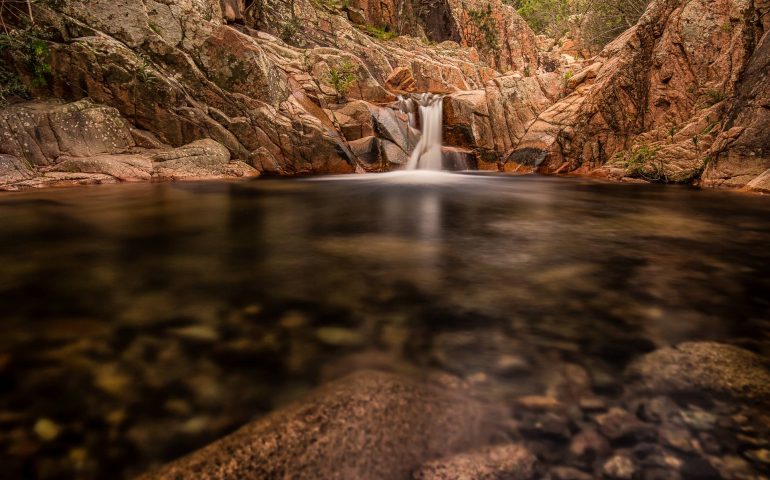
168,325 -> 220,342
637,396 -> 680,424
679,408 -> 718,432
319,350 -> 415,382
659,425 -> 697,454
514,396 -> 563,413
679,456 -> 720,480
707,455 -> 756,479
315,326 -> 365,347
550,466 -> 592,480
138,371 -> 508,479
33,418 -> 60,442
411,444 -> 538,480
625,342 -> 770,405
578,396 -> 607,413
569,427 -> 611,463
595,407 -> 656,443
518,411 -> 572,441
639,467 -> 682,480
744,449 -> 770,466
602,454 -> 636,480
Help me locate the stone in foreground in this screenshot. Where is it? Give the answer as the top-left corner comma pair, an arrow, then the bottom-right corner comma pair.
138,370 -> 507,480
625,342 -> 770,405
411,444 -> 538,480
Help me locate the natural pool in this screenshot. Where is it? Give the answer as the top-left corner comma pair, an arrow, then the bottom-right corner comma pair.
1,173 -> 769,479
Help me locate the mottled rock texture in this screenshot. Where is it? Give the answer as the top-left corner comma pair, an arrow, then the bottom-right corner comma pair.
138,370 -> 508,480
0,100 -> 258,189
507,0 -> 770,190
412,444 -> 539,480
625,342 -> 770,405
0,0 -> 566,189
0,0 -> 768,190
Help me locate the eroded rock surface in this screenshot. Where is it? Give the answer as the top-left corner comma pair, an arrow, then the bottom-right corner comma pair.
625,342 -> 770,404
507,0 -> 770,190
138,370 -> 508,480
0,100 -> 258,190
412,444 -> 539,480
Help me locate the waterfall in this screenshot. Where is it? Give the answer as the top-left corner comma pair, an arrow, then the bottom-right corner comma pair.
398,93 -> 444,171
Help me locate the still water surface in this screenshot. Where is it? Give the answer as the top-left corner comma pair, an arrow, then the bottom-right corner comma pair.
0,173 -> 769,479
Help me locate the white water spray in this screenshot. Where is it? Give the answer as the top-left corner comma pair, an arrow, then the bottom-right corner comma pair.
398,93 -> 444,171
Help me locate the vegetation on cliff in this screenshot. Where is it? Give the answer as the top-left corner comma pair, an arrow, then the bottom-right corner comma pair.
510,0 -> 650,50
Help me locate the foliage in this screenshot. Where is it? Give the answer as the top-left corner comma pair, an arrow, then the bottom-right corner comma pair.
0,68 -> 29,105
622,144 -> 665,182
148,21 -> 162,35
28,38 -> 51,86
467,4 -> 499,52
562,69 -> 573,88
311,0 -> 346,11
360,24 -> 397,41
507,0 -> 650,50
509,0 -> 570,37
326,59 -> 357,99
280,17 -> 302,43
705,89 -> 726,106
135,55 -> 157,84
581,0 -> 649,49
0,28 -> 52,87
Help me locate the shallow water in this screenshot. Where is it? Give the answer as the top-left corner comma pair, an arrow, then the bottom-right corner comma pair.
1,173 -> 769,479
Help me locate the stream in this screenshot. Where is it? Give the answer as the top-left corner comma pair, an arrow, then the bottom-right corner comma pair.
1,173 -> 769,479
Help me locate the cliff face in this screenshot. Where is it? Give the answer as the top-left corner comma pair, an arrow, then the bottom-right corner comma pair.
0,0 -> 768,192
0,0 -> 564,189
507,0 -> 770,192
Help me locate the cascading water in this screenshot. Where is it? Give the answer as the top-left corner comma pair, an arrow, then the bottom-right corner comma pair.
397,93 -> 444,171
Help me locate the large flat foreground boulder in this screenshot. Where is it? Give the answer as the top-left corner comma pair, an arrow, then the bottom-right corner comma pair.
138,371 -> 509,480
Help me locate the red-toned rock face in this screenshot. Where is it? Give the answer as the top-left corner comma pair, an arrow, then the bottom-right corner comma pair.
0,0 -> 767,189
506,0 -> 770,190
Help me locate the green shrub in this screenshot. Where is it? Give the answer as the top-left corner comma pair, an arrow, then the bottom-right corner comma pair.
509,0 -> 570,37
0,29 -> 52,88
0,69 -> 29,106
280,17 -> 302,43
508,0 -> 650,50
705,89 -> 726,106
467,4 -> 499,52
623,144 -> 665,182
360,24 -> 397,41
327,59 -> 358,99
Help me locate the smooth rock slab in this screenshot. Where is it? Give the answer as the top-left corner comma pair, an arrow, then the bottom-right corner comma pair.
625,342 -> 770,405
138,371 -> 507,480
411,444 -> 538,480
0,154 -> 37,186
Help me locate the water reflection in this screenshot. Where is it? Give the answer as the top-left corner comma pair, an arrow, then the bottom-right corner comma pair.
0,175 -> 769,479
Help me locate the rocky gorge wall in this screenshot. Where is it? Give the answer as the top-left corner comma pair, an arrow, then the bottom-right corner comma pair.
507,0 -> 770,193
0,0 -> 768,192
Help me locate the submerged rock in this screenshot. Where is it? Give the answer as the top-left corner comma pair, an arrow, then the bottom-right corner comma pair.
138,371 -> 508,480
602,454 -> 635,480
411,444 -> 538,480
625,342 -> 770,405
